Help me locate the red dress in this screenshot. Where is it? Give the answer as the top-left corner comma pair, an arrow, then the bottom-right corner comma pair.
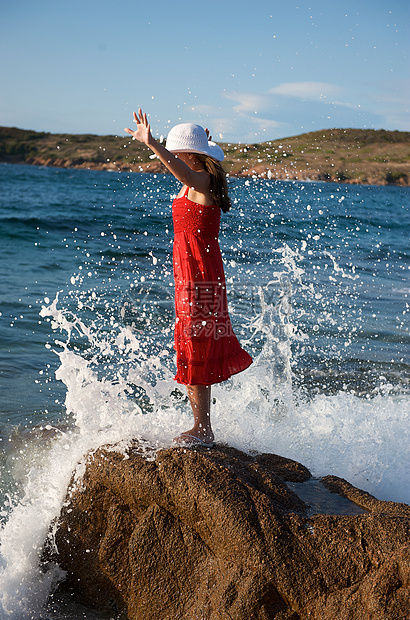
172,186 -> 253,385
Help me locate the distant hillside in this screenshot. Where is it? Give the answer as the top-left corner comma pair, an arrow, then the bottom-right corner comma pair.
0,126 -> 409,186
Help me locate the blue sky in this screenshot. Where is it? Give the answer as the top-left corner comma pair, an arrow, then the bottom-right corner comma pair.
1,0 -> 408,142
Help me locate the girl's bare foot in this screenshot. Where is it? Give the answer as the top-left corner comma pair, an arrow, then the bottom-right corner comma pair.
174,434 -> 214,448
174,426 -> 214,447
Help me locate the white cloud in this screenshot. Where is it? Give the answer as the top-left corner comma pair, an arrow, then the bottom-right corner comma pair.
269,81 -> 342,101
180,78 -> 401,142
185,109 -> 282,143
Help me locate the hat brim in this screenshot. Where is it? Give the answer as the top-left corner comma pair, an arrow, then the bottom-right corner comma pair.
168,141 -> 224,162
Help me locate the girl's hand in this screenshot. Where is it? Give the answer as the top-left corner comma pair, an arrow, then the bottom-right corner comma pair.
124,108 -> 152,146
124,108 -> 209,193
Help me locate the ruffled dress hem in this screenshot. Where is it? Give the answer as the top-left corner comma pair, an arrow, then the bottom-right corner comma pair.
174,348 -> 253,386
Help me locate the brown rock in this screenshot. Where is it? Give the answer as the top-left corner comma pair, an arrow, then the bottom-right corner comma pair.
322,475 -> 410,517
49,443 -> 410,619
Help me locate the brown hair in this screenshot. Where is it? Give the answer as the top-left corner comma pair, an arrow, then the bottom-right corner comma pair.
195,154 -> 231,213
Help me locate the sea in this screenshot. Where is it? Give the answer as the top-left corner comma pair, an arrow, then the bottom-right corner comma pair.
0,161 -> 409,618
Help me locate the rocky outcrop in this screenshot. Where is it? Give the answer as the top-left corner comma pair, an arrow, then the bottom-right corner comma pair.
234,162 -> 410,186
49,443 -> 410,619
25,155 -> 170,174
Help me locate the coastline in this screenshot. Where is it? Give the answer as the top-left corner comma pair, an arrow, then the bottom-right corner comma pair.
1,126 -> 409,186
16,157 -> 410,187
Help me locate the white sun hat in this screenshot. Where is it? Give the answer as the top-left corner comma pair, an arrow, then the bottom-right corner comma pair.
166,123 -> 224,161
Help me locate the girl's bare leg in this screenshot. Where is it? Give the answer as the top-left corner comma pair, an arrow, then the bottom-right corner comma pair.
176,384 -> 214,444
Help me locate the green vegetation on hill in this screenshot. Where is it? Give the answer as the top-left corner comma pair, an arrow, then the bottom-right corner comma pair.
0,126 -> 409,185
0,126 -> 150,167
223,128 -> 410,185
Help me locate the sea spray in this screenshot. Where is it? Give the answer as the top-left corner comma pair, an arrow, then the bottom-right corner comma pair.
0,429 -> 70,618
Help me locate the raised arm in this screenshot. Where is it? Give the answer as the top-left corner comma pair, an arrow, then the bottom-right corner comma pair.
125,109 -> 209,193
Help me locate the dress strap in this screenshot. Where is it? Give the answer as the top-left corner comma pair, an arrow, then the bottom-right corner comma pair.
184,185 -> 190,197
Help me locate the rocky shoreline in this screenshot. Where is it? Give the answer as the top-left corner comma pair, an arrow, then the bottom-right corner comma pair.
46,442 -> 410,620
23,155 -> 410,186
2,126 -> 409,186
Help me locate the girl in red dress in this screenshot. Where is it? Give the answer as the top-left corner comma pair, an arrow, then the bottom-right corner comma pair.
125,109 -> 252,446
